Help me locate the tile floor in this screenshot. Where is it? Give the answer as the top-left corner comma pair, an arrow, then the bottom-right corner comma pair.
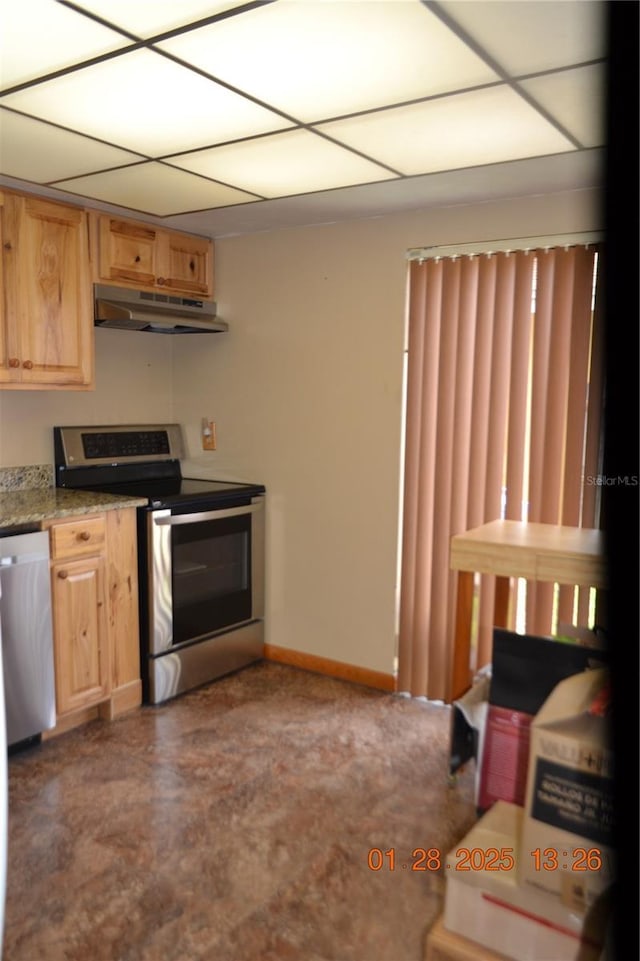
4,662 -> 477,961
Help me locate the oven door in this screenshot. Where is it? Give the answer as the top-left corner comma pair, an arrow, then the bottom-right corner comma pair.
147,496 -> 265,656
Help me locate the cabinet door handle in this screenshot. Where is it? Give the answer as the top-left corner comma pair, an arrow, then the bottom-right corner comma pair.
78,531 -> 91,541
58,570 -> 69,579
157,276 -> 165,285
8,358 -> 20,368
22,360 -> 33,370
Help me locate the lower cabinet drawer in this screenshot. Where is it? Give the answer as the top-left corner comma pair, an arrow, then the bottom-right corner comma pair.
49,515 -> 106,560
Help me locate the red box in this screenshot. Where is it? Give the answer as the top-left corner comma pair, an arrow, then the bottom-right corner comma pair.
477,705 -> 532,810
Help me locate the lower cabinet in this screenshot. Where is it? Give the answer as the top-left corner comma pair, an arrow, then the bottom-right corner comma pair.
43,508 -> 141,734
104,507 -> 142,719
51,551 -> 110,715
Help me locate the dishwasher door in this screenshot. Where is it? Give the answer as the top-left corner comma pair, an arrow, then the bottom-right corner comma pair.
0,529 -> 56,748
0,576 -> 7,947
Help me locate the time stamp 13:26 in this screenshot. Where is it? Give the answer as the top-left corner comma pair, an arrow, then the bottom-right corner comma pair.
366,847 -> 606,873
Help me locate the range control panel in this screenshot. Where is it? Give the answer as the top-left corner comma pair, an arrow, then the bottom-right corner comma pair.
81,431 -> 171,460
54,424 -> 185,467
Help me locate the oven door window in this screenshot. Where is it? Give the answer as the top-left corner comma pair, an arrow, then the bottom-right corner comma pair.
171,513 -> 251,644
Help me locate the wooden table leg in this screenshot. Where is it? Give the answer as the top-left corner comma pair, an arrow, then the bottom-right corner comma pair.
494,575 -> 511,628
450,570 -> 474,702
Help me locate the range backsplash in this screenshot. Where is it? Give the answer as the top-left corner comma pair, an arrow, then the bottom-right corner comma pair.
0,465 -> 53,492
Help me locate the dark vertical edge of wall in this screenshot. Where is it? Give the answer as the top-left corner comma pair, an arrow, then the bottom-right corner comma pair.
603,3 -> 639,960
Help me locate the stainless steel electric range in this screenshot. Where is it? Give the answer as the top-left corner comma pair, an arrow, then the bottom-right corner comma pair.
54,424 -> 265,704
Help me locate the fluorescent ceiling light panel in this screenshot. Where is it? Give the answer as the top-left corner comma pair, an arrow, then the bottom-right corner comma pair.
168,130 -> 398,197
2,49 -> 291,156
0,108 -> 143,182
319,87 -> 575,176
54,162 -> 257,216
71,0 -> 251,40
0,0 -> 605,229
520,65 -> 605,149
437,0 -> 605,74
157,1 -> 499,122
0,0 -> 130,92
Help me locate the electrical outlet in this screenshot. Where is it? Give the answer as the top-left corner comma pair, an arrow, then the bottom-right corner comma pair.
202,420 -> 217,450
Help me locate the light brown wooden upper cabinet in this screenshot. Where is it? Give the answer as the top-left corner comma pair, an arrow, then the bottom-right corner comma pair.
93,213 -> 214,298
0,191 -> 94,389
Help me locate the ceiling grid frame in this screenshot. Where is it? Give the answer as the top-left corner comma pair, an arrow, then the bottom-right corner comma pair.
0,0 -> 607,235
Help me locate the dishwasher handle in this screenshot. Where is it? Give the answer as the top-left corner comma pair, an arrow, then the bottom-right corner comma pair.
0,549 -> 50,566
0,530 -> 51,568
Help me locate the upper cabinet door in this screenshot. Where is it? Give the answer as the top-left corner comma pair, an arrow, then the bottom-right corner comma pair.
0,197 -> 19,384
98,217 -> 160,288
95,214 -> 213,299
1,194 -> 93,389
162,232 -> 213,296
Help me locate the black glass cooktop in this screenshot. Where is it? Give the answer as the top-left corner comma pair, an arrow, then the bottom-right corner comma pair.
77,476 -> 266,510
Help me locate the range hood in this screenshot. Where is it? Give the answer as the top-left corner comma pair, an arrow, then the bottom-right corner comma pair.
94,284 -> 228,334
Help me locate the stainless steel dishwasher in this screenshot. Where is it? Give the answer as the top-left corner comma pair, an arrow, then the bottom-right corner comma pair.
0,526 -> 56,749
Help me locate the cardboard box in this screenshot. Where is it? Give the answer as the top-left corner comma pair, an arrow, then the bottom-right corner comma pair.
521,667 -> 615,910
443,801 -> 606,961
425,915 -> 512,961
477,629 -> 608,812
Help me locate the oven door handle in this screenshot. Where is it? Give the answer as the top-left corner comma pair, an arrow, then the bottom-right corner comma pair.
153,502 -> 262,526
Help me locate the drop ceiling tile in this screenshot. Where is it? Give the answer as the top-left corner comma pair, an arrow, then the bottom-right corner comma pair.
157,0 -> 499,122
319,86 -> 575,176
520,65 -> 605,148
2,48 -> 292,157
0,0 -> 131,92
167,129 -> 398,198
438,0 -> 606,75
71,0 -> 252,39
0,108 -> 143,183
161,149 -> 603,237
0,0 -> 608,234
53,162 -> 258,216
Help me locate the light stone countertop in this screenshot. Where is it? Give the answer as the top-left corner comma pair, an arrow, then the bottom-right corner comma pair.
0,464 -> 147,527
0,487 -> 147,528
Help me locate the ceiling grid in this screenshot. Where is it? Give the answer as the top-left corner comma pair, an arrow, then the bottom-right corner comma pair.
0,0 -> 606,235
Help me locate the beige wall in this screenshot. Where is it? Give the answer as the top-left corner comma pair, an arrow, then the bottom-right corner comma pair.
0,187 -> 602,678
171,188 -> 603,677
0,328 -> 174,466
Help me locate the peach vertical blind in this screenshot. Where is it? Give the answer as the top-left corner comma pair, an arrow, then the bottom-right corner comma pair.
397,243 -> 603,702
